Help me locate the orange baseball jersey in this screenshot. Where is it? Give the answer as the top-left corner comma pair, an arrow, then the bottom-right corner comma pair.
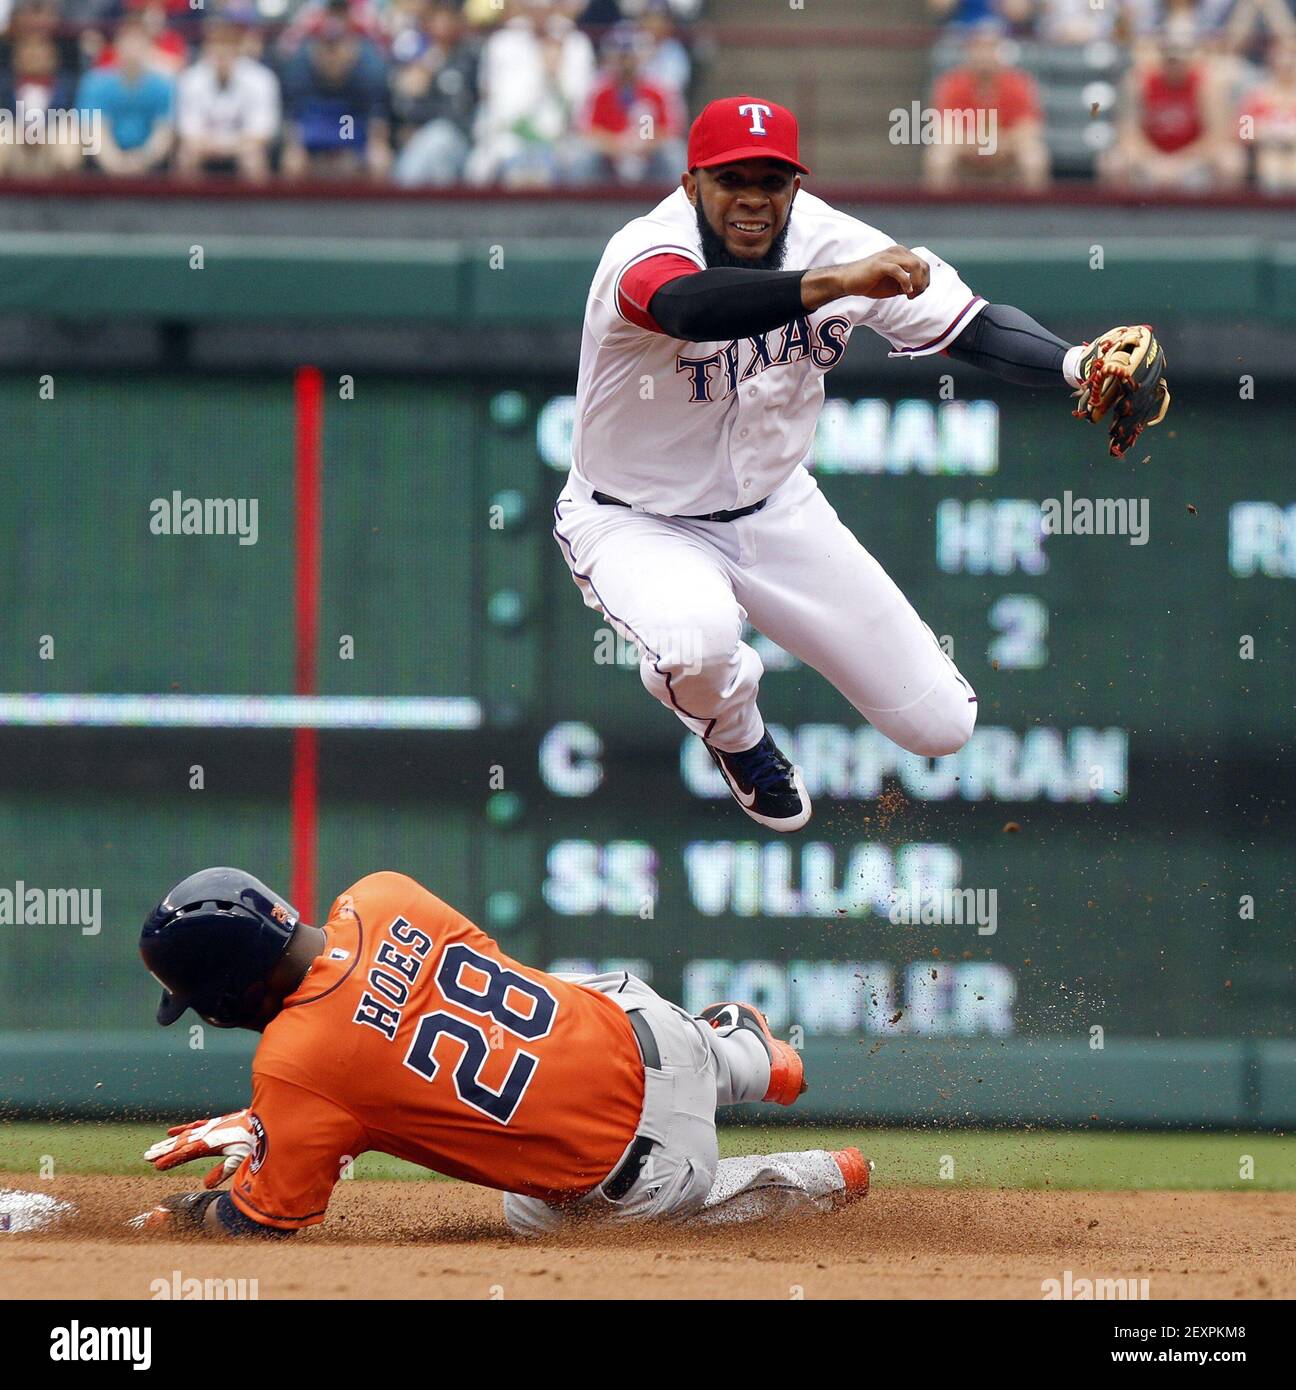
229,872 -> 645,1230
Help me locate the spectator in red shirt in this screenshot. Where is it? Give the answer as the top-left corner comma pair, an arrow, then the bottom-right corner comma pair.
924,22 -> 1049,191
1100,21 -> 1244,190
570,21 -> 684,184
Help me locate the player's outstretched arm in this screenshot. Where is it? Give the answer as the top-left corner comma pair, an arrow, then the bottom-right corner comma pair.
133,1108 -> 295,1237
949,308 -> 1171,457
944,301 -> 1081,388
640,244 -> 935,343
130,1189 -> 294,1238
803,247 -> 1088,391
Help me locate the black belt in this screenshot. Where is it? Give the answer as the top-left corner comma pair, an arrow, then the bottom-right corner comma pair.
600,1009 -> 661,1203
592,489 -> 768,523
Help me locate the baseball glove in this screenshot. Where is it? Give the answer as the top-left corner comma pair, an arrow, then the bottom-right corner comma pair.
1072,324 -> 1170,458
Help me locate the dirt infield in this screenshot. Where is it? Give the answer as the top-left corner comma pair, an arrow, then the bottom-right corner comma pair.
1,1174 -> 1291,1300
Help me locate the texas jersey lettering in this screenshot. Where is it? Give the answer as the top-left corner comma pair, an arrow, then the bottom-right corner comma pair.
675,314 -> 850,402
571,186 -> 985,518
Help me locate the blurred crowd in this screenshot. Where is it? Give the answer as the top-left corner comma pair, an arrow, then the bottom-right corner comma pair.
4,0 -> 1296,193
926,1 -> 1296,193
0,0 -> 698,184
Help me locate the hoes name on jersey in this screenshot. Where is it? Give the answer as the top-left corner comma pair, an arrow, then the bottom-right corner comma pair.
677,314 -> 850,403
352,915 -> 435,1040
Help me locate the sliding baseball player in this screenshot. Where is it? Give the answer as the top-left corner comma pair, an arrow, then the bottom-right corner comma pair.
555,94 -> 1168,830
133,868 -> 871,1236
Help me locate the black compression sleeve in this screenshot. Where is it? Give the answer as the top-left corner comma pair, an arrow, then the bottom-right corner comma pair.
647,267 -> 808,341
945,302 -> 1073,387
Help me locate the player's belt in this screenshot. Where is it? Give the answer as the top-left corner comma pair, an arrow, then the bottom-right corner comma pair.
600,1008 -> 661,1203
591,490 -> 769,523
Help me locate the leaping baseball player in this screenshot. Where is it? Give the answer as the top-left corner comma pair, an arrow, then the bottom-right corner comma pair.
133,868 -> 871,1236
555,94 -> 1169,831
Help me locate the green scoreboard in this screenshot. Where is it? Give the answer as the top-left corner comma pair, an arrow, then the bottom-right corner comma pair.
3,373 -> 1293,1051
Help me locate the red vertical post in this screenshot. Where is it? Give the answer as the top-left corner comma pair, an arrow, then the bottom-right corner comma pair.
291,366 -> 323,921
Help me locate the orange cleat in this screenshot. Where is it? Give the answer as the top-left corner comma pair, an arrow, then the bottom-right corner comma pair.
831,1146 -> 873,1203
698,1002 -> 807,1106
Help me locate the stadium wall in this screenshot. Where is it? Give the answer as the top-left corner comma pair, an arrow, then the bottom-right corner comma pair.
5,1035 -> 1296,1128
3,214 -> 1296,377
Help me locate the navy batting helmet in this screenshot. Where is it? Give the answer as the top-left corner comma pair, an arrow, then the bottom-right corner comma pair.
140,868 -> 300,1027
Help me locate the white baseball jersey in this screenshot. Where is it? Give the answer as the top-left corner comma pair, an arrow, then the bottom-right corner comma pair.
571,186 -> 986,517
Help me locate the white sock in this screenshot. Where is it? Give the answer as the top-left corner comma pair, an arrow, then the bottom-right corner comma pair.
705,1022 -> 771,1104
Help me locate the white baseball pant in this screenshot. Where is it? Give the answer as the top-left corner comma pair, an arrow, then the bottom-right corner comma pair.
553,463 -> 977,756
502,972 -> 853,1234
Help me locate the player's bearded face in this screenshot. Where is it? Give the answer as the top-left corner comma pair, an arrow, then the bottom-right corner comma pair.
692,162 -> 796,271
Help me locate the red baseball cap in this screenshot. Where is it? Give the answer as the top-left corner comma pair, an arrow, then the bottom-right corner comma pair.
687,95 -> 810,175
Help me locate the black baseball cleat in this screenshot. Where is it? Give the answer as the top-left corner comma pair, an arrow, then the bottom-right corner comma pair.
704,728 -> 811,832
699,1002 -> 807,1105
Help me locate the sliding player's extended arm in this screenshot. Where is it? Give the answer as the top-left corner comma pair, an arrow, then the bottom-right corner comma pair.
134,1076 -> 366,1238
132,1188 -> 294,1237
133,1108 -> 291,1237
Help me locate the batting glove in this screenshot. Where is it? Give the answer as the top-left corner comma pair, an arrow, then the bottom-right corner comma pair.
143,1109 -> 255,1189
